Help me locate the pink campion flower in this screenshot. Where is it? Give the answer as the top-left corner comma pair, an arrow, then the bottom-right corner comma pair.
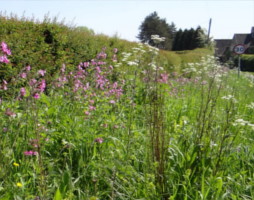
83,82 -> 90,91
95,66 -> 101,73
89,105 -> 96,111
0,55 -> 10,64
61,64 -> 66,73
84,111 -> 90,116
158,73 -> 168,83
91,59 -> 97,66
1,80 -> 8,90
83,62 -> 89,68
20,87 -> 26,96
33,93 -> 40,99
29,139 -> 39,148
109,100 -> 116,104
25,65 -> 31,71
38,79 -> 46,92
112,54 -> 117,62
89,100 -> 95,104
97,52 -> 107,59
113,82 -> 118,89
113,48 -> 118,54
1,42 -> 11,55
38,69 -> 46,76
5,108 -> 16,117
109,65 -> 113,70
94,137 -> 103,144
20,72 -> 27,79
24,151 -> 38,156
29,79 -> 37,86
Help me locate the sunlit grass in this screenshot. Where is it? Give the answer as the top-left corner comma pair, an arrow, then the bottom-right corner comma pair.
1,37 -> 254,200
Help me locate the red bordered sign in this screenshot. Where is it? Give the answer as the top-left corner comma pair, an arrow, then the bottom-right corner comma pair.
233,44 -> 246,55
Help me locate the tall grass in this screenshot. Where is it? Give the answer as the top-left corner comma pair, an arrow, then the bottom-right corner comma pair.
1,28 -> 254,200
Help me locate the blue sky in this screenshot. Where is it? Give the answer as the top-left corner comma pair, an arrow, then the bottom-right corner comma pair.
1,0 -> 254,42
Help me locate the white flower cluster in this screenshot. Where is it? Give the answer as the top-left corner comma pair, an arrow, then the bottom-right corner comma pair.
183,63 -> 198,73
151,35 -> 166,44
127,61 -> 139,66
221,95 -> 238,103
247,102 -> 254,109
233,118 -> 254,129
122,52 -> 132,62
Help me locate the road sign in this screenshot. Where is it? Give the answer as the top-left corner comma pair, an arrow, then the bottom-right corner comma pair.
233,44 -> 245,54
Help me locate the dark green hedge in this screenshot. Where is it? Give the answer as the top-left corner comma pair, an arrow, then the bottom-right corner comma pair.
234,55 -> 254,72
0,15 -> 137,81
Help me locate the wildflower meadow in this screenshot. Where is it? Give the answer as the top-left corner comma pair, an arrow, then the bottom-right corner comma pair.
1,24 -> 254,200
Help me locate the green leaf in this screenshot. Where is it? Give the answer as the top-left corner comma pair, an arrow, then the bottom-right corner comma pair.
39,93 -> 50,106
53,188 -> 62,200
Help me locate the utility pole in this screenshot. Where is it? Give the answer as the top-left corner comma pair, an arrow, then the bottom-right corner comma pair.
207,18 -> 212,44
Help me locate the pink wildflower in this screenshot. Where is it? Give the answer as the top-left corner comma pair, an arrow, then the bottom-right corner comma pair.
94,137 -> 103,144
85,111 -> 90,116
38,79 -> 46,92
29,79 -> 37,86
29,139 -> 39,148
24,151 -> 38,156
112,54 -> 117,62
20,72 -> 27,79
25,65 -> 31,71
95,66 -> 101,73
0,55 -> 10,64
97,51 -> 107,59
89,105 -> 96,111
1,42 -> 11,55
61,64 -> 66,73
83,62 -> 90,68
1,80 -> 8,90
38,69 -> 46,76
109,100 -> 116,104
33,93 -> 40,99
113,48 -> 118,54
158,73 -> 168,83
5,108 -> 16,117
89,100 -> 95,104
91,59 -> 97,66
20,87 -> 26,96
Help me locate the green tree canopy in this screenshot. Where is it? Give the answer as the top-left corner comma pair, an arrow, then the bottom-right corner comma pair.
137,12 -> 176,50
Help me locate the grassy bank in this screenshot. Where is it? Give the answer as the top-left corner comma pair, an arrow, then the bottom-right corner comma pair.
1,32 -> 254,200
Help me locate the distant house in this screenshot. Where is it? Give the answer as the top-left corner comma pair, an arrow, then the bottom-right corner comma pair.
215,27 -> 254,61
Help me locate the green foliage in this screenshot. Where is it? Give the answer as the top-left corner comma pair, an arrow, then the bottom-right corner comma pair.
137,11 -> 176,50
236,54 -> 254,72
172,26 -> 208,51
0,14 -> 137,82
1,14 -> 254,200
157,48 -> 213,74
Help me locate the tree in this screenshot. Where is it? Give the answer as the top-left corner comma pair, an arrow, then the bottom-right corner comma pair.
172,29 -> 183,51
172,26 -> 209,51
137,12 -> 175,50
193,26 -> 206,48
